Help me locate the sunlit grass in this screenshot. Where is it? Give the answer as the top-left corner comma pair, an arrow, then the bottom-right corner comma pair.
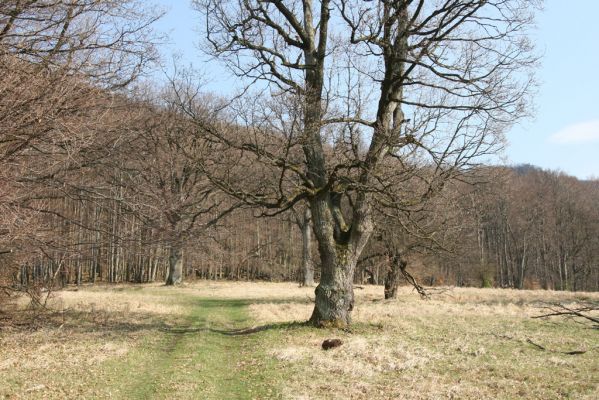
247,284 -> 599,400
1,282 -> 598,399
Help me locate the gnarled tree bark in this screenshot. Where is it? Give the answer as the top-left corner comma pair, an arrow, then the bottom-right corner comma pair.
165,244 -> 183,286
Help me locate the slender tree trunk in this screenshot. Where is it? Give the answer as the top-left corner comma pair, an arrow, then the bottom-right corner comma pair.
300,207 -> 315,287
151,253 -> 159,282
518,239 -> 527,289
165,244 -> 183,285
76,263 -> 82,286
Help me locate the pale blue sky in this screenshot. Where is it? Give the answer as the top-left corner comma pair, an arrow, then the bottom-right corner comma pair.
154,1 -> 599,180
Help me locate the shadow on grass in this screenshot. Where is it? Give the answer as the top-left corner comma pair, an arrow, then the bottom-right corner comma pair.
191,297 -> 314,308
212,321 -> 309,336
4,295 -> 388,338
160,322 -> 308,336
209,321 -> 385,336
2,293 -> 315,338
52,309 -> 172,332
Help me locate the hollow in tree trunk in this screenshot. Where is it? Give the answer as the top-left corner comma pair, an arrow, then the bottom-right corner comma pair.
165,245 -> 183,285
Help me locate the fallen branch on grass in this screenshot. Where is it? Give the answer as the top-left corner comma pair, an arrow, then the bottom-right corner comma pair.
424,287 -> 454,297
490,333 -> 597,356
525,338 -> 596,355
399,263 -> 429,299
533,301 -> 599,329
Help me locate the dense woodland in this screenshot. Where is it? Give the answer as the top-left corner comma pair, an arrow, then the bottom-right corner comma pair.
1,1 -> 598,315
7,162 -> 598,294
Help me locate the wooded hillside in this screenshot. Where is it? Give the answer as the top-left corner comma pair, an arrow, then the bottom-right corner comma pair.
1,0 -> 597,308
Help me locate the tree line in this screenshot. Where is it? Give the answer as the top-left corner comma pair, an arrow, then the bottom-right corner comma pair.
5,0 -> 596,328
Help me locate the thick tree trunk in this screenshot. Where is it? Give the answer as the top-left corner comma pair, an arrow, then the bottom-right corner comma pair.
384,254 -> 406,300
309,243 -> 357,327
308,193 -> 372,328
165,245 -> 183,285
300,207 -> 315,287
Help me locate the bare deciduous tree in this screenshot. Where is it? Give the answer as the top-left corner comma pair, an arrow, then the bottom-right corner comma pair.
114,88 -> 239,285
194,0 -> 541,326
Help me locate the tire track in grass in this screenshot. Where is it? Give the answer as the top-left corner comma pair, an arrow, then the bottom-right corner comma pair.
102,297 -> 281,400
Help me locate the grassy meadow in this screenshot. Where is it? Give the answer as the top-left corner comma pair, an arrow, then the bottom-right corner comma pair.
1,282 -> 598,399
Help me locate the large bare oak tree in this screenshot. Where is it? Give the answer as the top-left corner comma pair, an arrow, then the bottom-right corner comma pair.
194,0 -> 540,327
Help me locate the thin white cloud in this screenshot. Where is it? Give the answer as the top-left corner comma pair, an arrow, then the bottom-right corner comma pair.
549,120 -> 599,144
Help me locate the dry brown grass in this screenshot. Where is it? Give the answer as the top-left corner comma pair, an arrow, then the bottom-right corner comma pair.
178,280 -> 317,300
0,284 -> 183,399
1,282 -> 598,399
245,284 -> 599,400
46,285 -> 189,317
248,284 -> 599,324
